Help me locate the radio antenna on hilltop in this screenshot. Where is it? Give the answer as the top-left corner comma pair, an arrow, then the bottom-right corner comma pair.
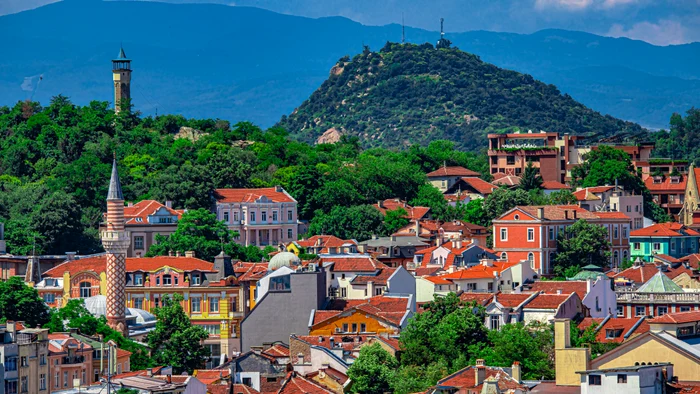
402,13 -> 405,43
440,17 -> 445,38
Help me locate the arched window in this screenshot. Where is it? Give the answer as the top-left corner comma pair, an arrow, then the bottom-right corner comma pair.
614,251 -> 619,265
79,282 -> 92,298
623,250 -> 628,260
528,253 -> 535,268
500,252 -> 507,260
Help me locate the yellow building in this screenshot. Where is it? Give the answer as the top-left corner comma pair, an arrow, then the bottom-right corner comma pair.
308,295 -> 412,336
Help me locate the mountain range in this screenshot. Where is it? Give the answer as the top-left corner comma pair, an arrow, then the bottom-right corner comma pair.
0,0 -> 698,130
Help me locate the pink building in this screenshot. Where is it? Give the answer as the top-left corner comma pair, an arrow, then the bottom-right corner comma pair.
48,334 -> 93,392
214,187 -> 298,247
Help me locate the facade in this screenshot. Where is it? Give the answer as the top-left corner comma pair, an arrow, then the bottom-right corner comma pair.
680,164 -> 700,230
615,271 -> 700,319
644,174 -> 686,220
291,235 -> 358,255
443,177 -> 498,201
228,351 -> 286,393
213,187 -> 298,247
47,334 -> 93,392
41,253 -> 244,362
577,364 -> 673,394
114,200 -> 182,258
320,255 -> 389,299
393,220 -> 489,247
493,205 -> 632,274
629,222 -> 700,262
426,166 -> 481,192
308,294 -> 414,335
574,186 -> 645,230
433,259 -> 536,294
358,236 -> 430,268
0,323 -> 50,394
239,265 -> 326,351
112,47 -> 131,113
578,317 -> 650,344
529,276 -> 617,318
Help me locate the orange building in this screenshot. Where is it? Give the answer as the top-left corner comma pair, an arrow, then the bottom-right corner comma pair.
492,205 -> 632,274
308,295 -> 413,336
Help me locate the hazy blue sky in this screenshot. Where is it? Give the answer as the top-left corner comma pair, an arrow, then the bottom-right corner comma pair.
3,0 -> 699,45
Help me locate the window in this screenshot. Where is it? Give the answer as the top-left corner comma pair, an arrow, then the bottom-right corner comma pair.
341,287 -> 347,298
250,212 -> 256,222
528,253 -> 535,268
191,274 -> 201,285
174,275 -> 179,285
38,373 -> 46,391
514,214 -> 520,220
223,211 -> 229,222
273,211 -> 278,221
55,371 -> 60,388
209,297 -> 220,313
154,297 -> 160,308
44,293 -> 55,303
614,226 -> 618,239
623,227 -> 627,238
191,297 -> 201,313
21,356 -> 27,367
352,323 -> 357,332
653,242 -> 661,251
162,274 -> 172,286
82,370 -> 86,384
617,305 -> 624,317
288,229 -> 293,239
500,252 -> 507,260
79,281 -> 92,298
680,306 -> 691,312
488,282 -> 494,292
134,236 -> 144,250
40,354 -> 46,365
201,324 -> 220,335
549,227 -> 554,240
466,283 -> 477,291
288,210 -> 293,221
63,372 -> 68,387
507,156 -> 515,165
261,211 -> 267,222
134,298 -> 143,309
678,326 -> 694,337
658,306 -> 668,316
490,315 -> 500,330
525,228 -> 534,242
605,328 -> 623,339
500,228 -> 507,241
342,323 -> 349,332
243,377 -> 252,387
233,211 -> 239,222
375,287 -> 383,295
134,273 -> 143,285
21,377 -> 27,393
156,277 -> 160,285
635,306 -> 646,316
634,242 -> 641,250
5,357 -> 17,371
588,375 -> 601,386
360,323 -> 366,332
617,374 -> 627,384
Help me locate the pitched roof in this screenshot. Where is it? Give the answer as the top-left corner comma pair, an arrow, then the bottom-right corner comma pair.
351,267 -> 397,285
107,158 -> 123,201
439,261 -> 517,280
644,175 -> 687,192
295,335 -> 368,352
237,263 -> 269,282
630,222 -> 700,237
542,181 -> 571,190
427,166 -> 480,177
424,275 -> 453,285
594,212 -> 632,219
572,186 -> 615,201
262,343 -> 290,358
455,177 -> 498,195
414,266 -> 441,276
313,295 -> 411,327
213,187 -> 295,203
524,293 -> 572,309
320,256 -> 387,272
578,317 -> 650,343
492,174 -> 521,186
44,255 -> 216,277
514,205 -> 600,221
529,281 -> 588,300
124,200 -> 183,225
437,365 -> 527,392
650,310 -> 700,324
296,235 -> 357,251
492,293 -> 534,308
459,292 -> 494,306
373,199 -> 430,221
613,263 -> 662,284
637,270 -> 684,293
194,369 -> 230,385
278,372 -> 334,394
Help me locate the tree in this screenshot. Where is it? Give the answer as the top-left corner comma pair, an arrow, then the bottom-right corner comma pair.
554,220 -> 611,277
519,162 -> 543,191
347,343 -> 399,394
482,188 -> 531,225
410,184 -> 454,221
147,294 -> 210,374
471,322 -> 554,380
0,277 -> 49,327
383,207 -> 410,235
571,322 -> 619,359
462,199 -> 488,227
147,208 -> 237,262
308,205 -> 385,241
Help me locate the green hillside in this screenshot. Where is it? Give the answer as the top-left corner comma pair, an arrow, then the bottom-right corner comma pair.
279,42 -> 645,150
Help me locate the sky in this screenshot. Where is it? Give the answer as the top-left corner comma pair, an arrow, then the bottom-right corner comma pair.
2,0 -> 699,46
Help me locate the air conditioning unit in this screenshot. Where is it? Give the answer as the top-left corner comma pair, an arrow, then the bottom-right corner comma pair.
335,328 -> 341,333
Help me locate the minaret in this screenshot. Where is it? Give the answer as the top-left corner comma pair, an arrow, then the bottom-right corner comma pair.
112,46 -> 132,113
102,157 -> 130,335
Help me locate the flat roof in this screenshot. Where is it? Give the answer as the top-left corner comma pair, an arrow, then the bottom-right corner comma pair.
577,362 -> 672,374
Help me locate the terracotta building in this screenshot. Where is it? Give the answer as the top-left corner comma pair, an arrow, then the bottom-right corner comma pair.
48,333 -> 93,391
213,187 -> 298,247
492,205 -> 632,274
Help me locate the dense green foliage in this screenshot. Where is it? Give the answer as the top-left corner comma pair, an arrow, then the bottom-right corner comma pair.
279,42 -> 644,151
0,277 -> 50,327
347,343 -> 399,394
0,97 -> 487,254
520,162 -> 543,191
147,294 -> 210,374
650,108 -> 700,165
571,321 -> 620,359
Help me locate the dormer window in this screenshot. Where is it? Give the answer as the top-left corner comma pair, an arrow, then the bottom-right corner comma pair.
134,274 -> 143,286
191,273 -> 201,285
162,274 -> 172,286
605,328 -> 623,339
671,176 -> 681,184
135,217 -> 143,222
653,176 -> 662,184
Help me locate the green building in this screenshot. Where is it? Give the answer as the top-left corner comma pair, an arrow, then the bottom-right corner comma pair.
630,222 -> 700,262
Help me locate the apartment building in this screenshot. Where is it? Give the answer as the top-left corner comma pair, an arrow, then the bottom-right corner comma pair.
573,186 -> 645,230
1,323 -> 50,394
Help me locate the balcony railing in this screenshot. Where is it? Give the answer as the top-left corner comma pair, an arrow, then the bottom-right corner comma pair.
616,292 -> 700,304
62,356 -> 85,365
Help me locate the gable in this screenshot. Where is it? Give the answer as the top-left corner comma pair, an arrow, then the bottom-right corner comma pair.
311,309 -> 398,331
497,208 -> 537,222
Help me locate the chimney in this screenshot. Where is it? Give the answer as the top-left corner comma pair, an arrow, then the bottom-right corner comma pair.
168,250 -> 174,257
415,220 -> 421,235
367,281 -> 374,298
537,207 -> 544,219
66,252 -> 76,261
147,368 -> 153,377
475,361 -> 486,386
511,361 -> 521,383
175,251 -> 181,257
184,251 -> 195,258
166,375 -> 172,384
556,289 -> 562,295
165,200 -> 173,208
275,185 -> 283,192
377,200 -> 384,208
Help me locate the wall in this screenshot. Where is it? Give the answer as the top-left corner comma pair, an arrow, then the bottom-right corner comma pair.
240,270 -> 326,351
585,277 -> 617,318
580,372 -> 645,394
415,277 -> 436,303
386,267 -> 416,311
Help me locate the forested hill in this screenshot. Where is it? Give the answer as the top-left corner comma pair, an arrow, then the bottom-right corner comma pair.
278,43 -> 645,151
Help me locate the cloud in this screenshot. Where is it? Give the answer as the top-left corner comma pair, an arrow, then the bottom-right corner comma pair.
601,0 -> 638,8
607,19 -> 687,45
534,0 -> 593,10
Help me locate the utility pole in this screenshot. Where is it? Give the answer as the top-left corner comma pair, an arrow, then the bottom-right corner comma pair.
440,18 -> 445,38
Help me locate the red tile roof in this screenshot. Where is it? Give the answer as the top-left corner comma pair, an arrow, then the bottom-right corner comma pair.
414,266 -> 441,276
644,175 -> 687,192
312,311 -> 343,325
457,177 -> 498,195
594,212 -> 632,219
649,310 -> 700,324
459,292 -> 494,306
438,365 -> 527,392
572,186 -> 614,201
296,235 -> 358,252
373,199 -> 431,221
313,296 -> 411,327
124,200 -> 183,225
424,275 -> 453,285
45,256 -> 216,277
529,281 -> 588,300
262,343 -> 290,358
512,205 -> 599,220
319,256 -> 387,272
238,263 -> 269,282
653,254 -> 682,264
195,370 -> 230,385
295,335 -> 368,352
492,293 -> 535,308
213,187 -> 295,203
524,293 -> 572,309
427,166 -> 480,177
492,174 -> 521,186
542,181 -> 571,190
630,222 -> 700,237
613,263 -> 661,284
351,268 -> 396,285
681,253 -> 700,269
439,262 -> 517,280
578,317 -> 650,343
278,372 -> 334,394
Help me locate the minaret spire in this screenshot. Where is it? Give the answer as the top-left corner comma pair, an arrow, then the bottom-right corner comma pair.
107,156 -> 123,201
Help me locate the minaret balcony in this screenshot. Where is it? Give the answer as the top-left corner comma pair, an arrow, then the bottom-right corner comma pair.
101,230 -> 131,250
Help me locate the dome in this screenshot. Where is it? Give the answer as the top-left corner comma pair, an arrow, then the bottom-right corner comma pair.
127,308 -> 156,324
268,252 -> 301,271
84,295 -> 107,317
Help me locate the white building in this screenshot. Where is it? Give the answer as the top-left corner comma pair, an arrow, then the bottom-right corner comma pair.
577,363 -> 673,394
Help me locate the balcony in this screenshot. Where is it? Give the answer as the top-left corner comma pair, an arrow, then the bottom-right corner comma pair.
61,356 -> 85,366
488,148 -> 558,156
616,291 -> 700,304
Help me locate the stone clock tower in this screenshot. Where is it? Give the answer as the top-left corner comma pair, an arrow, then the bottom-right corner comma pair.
102,157 -> 130,335
112,47 -> 132,113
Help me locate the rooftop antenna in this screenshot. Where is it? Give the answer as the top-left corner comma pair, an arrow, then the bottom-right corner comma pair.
402,13 -> 405,44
